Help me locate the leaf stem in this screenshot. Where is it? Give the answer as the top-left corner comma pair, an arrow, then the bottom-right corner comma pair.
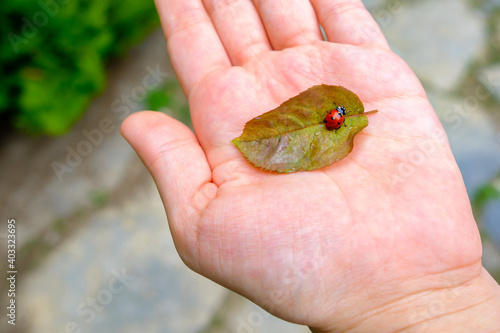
345,110 -> 378,119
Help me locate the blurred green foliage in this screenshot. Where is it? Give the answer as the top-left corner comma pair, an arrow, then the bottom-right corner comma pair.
472,173 -> 500,220
145,79 -> 192,126
1,0 -> 159,135
473,183 -> 500,217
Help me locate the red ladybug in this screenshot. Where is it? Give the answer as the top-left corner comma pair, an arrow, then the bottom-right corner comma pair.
323,106 -> 346,131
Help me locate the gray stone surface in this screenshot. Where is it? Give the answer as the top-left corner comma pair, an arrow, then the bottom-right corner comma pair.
380,0 -> 485,91
19,182 -> 229,333
478,63 -> 500,103
485,202 -> 500,250
204,293 -> 310,333
477,0 -> 500,11
427,91 -> 500,195
361,0 -> 386,10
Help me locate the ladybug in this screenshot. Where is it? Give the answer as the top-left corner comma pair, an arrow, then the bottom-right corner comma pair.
323,106 -> 347,131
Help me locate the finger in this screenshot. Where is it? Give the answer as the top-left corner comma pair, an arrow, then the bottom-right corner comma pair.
203,0 -> 271,65
121,111 -> 216,265
254,0 -> 323,50
311,0 -> 390,49
155,0 -> 231,95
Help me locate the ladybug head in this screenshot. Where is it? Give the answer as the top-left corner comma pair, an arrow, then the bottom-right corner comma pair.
336,106 -> 346,115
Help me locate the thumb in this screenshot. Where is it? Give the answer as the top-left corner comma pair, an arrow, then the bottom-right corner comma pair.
121,111 -> 216,266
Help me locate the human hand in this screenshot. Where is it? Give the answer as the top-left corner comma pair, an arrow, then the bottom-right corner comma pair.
121,0 -> 500,331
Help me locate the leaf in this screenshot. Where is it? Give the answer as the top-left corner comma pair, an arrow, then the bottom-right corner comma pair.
232,84 -> 374,173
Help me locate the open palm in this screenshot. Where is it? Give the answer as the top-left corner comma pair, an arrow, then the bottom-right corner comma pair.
122,0 -> 485,331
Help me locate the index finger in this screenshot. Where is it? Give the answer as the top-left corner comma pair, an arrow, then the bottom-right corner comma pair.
155,0 -> 231,95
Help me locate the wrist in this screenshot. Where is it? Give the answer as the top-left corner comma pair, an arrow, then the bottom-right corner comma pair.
393,267 -> 500,333
311,266 -> 500,333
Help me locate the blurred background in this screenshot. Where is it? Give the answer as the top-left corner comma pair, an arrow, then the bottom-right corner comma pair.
0,0 -> 499,332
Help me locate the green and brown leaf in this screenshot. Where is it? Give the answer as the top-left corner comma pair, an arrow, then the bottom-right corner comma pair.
232,85 -> 375,173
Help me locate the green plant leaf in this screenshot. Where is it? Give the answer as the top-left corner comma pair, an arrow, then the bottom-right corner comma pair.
232,84 -> 375,173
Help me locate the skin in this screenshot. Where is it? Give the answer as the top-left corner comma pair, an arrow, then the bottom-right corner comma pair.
121,0 -> 500,331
